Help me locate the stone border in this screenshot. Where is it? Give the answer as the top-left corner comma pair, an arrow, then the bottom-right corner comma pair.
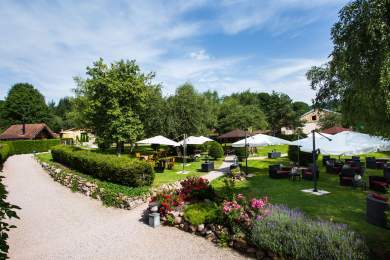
36,157 -> 182,211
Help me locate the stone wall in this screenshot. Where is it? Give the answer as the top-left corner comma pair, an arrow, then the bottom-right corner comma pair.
37,159 -> 182,211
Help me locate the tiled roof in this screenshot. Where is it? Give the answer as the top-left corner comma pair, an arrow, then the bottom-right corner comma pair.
0,123 -> 56,140
322,126 -> 351,135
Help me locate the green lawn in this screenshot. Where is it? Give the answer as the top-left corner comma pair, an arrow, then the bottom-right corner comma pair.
153,158 -> 223,186
212,152 -> 390,258
254,144 -> 289,156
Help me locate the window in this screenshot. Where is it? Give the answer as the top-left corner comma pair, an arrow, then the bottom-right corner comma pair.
312,115 -> 317,121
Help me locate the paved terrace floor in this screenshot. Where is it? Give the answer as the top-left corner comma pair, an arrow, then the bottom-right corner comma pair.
3,155 -> 247,260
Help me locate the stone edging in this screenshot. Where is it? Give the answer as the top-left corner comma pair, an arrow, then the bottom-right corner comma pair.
36,158 -> 182,211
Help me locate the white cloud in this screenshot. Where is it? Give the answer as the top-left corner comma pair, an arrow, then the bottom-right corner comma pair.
189,50 -> 211,60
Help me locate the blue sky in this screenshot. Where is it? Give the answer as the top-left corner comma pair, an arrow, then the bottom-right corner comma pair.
0,0 -> 348,104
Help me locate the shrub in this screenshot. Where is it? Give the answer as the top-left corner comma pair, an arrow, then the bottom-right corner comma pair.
208,142 -> 224,159
180,177 -> 215,201
51,145 -> 154,187
233,147 -> 248,161
3,139 -> 60,155
250,205 -> 369,260
288,145 -> 317,166
151,191 -> 184,217
0,144 -> 10,165
184,202 -> 220,225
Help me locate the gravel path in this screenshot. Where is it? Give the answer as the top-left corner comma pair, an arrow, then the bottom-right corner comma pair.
201,155 -> 235,182
3,155 -> 247,260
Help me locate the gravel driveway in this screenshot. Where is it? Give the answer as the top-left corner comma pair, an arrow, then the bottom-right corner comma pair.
3,154 -> 247,260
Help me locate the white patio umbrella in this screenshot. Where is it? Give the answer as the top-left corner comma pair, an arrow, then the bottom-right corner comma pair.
299,131 -> 390,155
178,136 -> 214,145
136,135 -> 179,146
232,133 -> 292,147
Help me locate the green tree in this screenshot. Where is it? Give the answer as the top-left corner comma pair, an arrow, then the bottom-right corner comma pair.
318,113 -> 345,130
75,58 -> 156,152
267,92 -> 300,135
165,84 -> 209,138
292,101 -> 310,116
307,0 -> 390,137
208,142 -> 224,159
217,98 -> 268,133
2,83 -> 50,127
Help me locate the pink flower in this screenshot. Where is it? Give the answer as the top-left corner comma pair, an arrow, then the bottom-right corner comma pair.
236,194 -> 245,200
251,198 -> 266,209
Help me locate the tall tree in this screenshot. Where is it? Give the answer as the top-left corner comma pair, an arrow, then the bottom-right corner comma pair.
2,83 -> 50,127
75,58 -> 157,152
292,101 -> 310,116
307,0 -> 390,137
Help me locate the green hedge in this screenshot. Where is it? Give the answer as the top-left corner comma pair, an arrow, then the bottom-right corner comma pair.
0,143 -> 10,165
2,139 -> 60,155
51,145 -> 154,187
288,145 -> 317,166
208,142 -> 224,159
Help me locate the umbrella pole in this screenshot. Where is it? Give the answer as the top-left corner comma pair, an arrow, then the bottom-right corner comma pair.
183,133 -> 186,172
245,131 -> 248,174
312,130 -> 318,192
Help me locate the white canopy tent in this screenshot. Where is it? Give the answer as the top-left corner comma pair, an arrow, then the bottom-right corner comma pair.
136,135 -> 180,146
291,132 -> 333,147
299,131 -> 390,156
178,136 -> 214,145
232,133 -> 292,148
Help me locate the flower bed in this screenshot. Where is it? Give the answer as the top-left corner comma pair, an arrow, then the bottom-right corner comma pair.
148,176 -> 369,260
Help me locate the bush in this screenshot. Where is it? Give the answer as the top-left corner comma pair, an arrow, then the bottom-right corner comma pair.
184,202 -> 220,225
151,191 -> 184,217
288,145 -> 317,166
208,142 -> 224,159
180,177 -> 215,201
3,139 -> 60,155
250,205 -> 368,260
0,144 -> 10,165
51,145 -> 154,187
233,147 -> 248,161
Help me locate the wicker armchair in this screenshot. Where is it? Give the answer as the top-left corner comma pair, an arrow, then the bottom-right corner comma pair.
302,164 -> 319,181
325,160 -> 342,174
269,165 -> 291,179
339,166 -> 355,186
366,193 -> 389,227
369,176 -> 389,193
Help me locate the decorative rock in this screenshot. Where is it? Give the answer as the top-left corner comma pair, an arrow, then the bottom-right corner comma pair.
197,224 -> 205,232
54,168 -> 62,174
206,232 -> 216,241
256,250 -> 266,259
174,216 -> 182,225
179,223 -> 185,230
189,225 -> 197,233
233,238 -> 248,252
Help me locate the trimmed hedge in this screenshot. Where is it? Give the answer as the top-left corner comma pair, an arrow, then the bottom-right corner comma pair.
0,144 -> 10,165
51,145 -> 154,187
288,145 -> 318,166
208,142 -> 224,159
2,139 -> 60,155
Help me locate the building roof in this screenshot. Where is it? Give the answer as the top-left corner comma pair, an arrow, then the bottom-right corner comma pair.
322,126 -> 351,135
217,129 -> 267,140
300,108 -> 338,119
0,123 -> 56,140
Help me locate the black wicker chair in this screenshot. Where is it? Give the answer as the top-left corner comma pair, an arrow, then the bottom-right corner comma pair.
384,165 -> 390,183
269,164 -> 291,179
322,155 -> 331,166
339,166 -> 355,186
366,157 -> 377,169
366,193 -> 389,227
302,164 -> 319,181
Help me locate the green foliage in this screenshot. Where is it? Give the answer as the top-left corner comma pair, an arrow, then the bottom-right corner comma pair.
318,112 -> 345,130
250,205 -> 369,260
217,98 -> 268,134
308,0 -> 390,137
292,101 -> 310,116
74,58 -> 158,151
3,139 -> 60,155
208,142 -> 224,159
0,144 -> 10,165
51,145 -> 154,187
233,147 -> 247,161
2,83 -> 50,127
184,202 -> 220,225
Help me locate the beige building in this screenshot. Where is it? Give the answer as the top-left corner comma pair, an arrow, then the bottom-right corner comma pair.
60,128 -> 96,147
299,109 -> 337,135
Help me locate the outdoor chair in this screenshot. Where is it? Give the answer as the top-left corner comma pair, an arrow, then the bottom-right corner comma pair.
325,159 -> 341,174
366,193 -> 389,228
376,159 -> 389,169
352,156 -> 360,161
384,165 -> 390,183
339,166 -> 355,186
322,155 -> 331,166
369,176 -> 389,193
269,164 -> 291,179
302,164 -> 319,181
167,157 -> 175,170
366,157 -> 377,169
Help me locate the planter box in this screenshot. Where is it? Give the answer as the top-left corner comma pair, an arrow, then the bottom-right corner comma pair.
268,152 -> 281,159
201,161 -> 214,172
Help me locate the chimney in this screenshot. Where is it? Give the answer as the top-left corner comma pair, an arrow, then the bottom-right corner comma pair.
22,123 -> 26,135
